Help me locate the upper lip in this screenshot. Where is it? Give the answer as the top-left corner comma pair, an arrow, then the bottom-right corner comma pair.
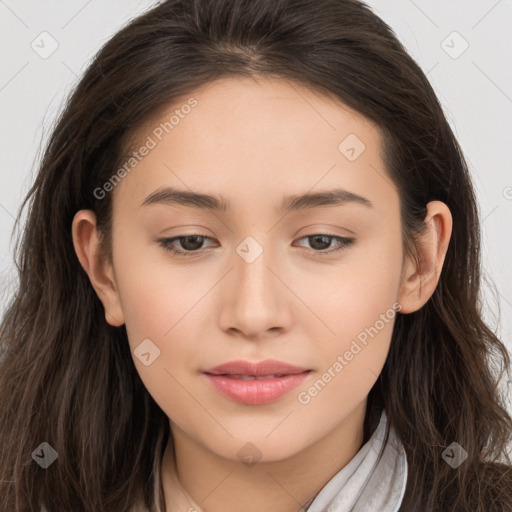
204,359 -> 310,377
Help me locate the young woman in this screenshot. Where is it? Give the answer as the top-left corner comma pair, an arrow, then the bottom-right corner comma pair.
1,0 -> 511,511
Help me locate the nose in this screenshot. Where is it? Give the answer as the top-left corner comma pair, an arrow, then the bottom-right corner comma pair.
217,239 -> 293,340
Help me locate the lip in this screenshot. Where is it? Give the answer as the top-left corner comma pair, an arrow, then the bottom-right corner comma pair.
204,359 -> 311,405
205,359 -> 310,376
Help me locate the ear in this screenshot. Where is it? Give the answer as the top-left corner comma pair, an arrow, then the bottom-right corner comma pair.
397,201 -> 452,314
71,210 -> 125,326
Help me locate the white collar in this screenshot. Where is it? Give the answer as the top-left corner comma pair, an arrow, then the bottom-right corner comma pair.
300,408 -> 408,512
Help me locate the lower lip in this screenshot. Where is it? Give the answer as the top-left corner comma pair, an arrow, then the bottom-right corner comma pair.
204,371 -> 311,405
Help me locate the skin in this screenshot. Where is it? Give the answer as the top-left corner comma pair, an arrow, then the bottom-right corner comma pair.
72,76 -> 452,512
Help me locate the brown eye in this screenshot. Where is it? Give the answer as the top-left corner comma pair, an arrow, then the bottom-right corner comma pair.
157,235 -> 215,256
295,234 -> 355,254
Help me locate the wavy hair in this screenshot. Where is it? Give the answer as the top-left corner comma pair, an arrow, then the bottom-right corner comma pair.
1,0 -> 511,510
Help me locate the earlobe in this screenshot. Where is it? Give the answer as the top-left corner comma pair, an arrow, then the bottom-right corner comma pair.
71,210 -> 125,327
397,201 -> 452,314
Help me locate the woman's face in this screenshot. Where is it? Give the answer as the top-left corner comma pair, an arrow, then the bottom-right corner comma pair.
102,76 -> 407,461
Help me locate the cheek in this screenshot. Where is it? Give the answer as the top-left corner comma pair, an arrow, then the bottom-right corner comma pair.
308,233 -> 402,330
112,244 -> 204,414
112,239 -> 214,398
112,234 -> 200,343
301,232 -> 402,382
298,291 -> 399,417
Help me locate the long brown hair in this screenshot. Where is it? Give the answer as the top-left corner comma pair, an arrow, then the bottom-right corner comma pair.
1,0 -> 511,510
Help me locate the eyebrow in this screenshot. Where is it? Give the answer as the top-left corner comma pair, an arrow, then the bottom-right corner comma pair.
141,186 -> 373,213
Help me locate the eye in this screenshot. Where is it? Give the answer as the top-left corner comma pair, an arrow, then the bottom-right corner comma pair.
158,232 -> 355,257
157,234 -> 216,256
294,234 -> 355,254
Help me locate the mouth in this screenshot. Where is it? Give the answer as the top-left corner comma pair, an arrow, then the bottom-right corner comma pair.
209,373 -> 297,380
203,359 -> 311,405
204,359 -> 310,377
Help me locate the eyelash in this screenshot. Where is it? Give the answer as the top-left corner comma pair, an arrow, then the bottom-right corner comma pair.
157,233 -> 355,257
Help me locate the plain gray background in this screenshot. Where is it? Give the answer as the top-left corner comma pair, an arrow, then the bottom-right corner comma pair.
1,1 -> 511,419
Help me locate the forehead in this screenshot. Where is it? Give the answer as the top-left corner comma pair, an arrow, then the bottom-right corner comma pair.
113,76 -> 397,218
